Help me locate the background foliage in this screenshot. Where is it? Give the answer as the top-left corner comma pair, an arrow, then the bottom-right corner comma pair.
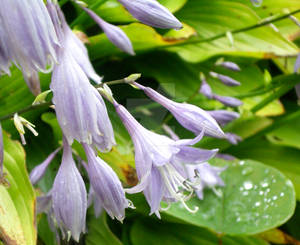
0,0 -> 300,244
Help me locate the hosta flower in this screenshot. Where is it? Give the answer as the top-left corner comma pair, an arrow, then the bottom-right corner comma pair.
48,2 -> 115,150
213,94 -> 243,107
114,101 -> 218,216
52,139 -> 87,242
117,0 -> 182,30
225,133 -> 242,145
210,72 -> 241,87
186,163 -> 226,200
294,53 -> 300,73
208,110 -> 240,126
0,0 -> 59,94
30,147 -> 61,185
83,8 -> 134,55
83,144 -> 131,221
216,61 -> 241,72
199,75 -> 213,99
133,82 -> 225,138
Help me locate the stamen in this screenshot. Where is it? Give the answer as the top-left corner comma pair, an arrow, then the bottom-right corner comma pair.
127,199 -> 136,209
160,203 -> 171,211
180,199 -> 199,213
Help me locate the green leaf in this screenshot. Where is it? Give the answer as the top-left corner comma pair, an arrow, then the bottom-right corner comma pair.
227,138 -> 300,200
85,212 -> 123,245
0,132 -> 36,244
165,159 -> 296,235
168,0 -> 298,62
130,219 -> 269,245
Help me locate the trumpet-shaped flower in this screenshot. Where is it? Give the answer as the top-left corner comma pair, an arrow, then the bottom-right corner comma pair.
52,139 -> 87,242
117,0 -> 182,29
114,101 -> 218,216
133,82 -> 225,138
0,0 -> 59,94
186,163 -> 226,200
83,144 -> 131,221
83,8 -> 134,55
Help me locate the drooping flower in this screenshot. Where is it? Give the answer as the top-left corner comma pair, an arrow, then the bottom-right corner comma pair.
30,147 -> 61,185
0,0 -> 59,94
83,144 -> 131,221
114,100 -> 218,216
186,163 -> 226,200
199,74 -> 213,99
216,61 -> 241,72
133,82 -> 225,138
52,138 -> 87,242
48,2 -> 115,150
82,7 -> 134,55
117,0 -> 182,30
213,94 -> 243,107
294,53 -> 300,73
210,72 -> 241,87
207,110 -> 240,126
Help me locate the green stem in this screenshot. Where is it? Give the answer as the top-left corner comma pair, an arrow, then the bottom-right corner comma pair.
160,9 -> 300,49
70,0 -> 106,27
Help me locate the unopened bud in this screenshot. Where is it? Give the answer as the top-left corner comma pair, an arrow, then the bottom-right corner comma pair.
32,90 -> 52,105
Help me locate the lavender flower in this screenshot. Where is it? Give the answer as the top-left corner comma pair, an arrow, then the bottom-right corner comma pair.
225,133 -> 242,145
216,61 -> 241,72
114,101 -> 218,215
30,147 -> 61,185
133,82 -> 225,138
87,187 -> 103,218
52,139 -> 87,242
213,94 -> 243,107
117,0 -> 182,30
47,1 -> 101,83
210,72 -> 241,87
199,74 -> 213,99
0,0 -> 59,94
186,163 -> 226,200
83,8 -> 134,55
208,110 -> 240,126
83,144 -> 131,221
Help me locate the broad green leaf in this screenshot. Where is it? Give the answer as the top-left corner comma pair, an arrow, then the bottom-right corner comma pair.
0,133 -> 36,244
85,212 -> 123,245
168,0 -> 298,62
131,219 -> 269,245
165,159 -> 296,235
227,138 -> 300,200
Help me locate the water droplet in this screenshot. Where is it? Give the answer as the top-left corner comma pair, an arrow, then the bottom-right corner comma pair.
286,180 -> 293,187
242,167 -> 253,176
264,169 -> 270,174
272,179 -> 276,183
242,191 -> 249,196
243,181 -> 253,190
261,182 -> 269,188
236,217 -> 241,222
239,187 -> 244,191
259,191 -> 264,196
266,188 -> 270,193
280,192 -> 285,197
255,202 -> 261,207
239,161 -> 245,166
263,214 -> 270,219
272,196 -> 278,201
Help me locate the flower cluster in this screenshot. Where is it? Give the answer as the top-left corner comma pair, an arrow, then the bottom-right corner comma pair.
1,0 -> 228,242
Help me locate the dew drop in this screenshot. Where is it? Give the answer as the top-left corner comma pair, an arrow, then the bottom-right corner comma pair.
239,161 -> 245,166
261,182 -> 269,188
272,196 -> 278,201
255,202 -> 261,207
242,167 -> 253,176
280,192 -> 285,197
243,181 -> 253,190
242,191 -> 249,196
286,180 -> 293,187
259,191 -> 264,196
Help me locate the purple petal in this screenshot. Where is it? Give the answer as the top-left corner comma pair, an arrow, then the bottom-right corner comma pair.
207,110 -> 240,126
210,72 -> 241,87
84,144 -> 129,222
52,138 -> 87,242
294,53 -> 300,73
174,147 -> 218,164
199,78 -> 213,99
83,8 -> 134,55
217,61 -> 241,72
118,0 -> 182,30
30,147 -> 61,185
213,94 -> 243,107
